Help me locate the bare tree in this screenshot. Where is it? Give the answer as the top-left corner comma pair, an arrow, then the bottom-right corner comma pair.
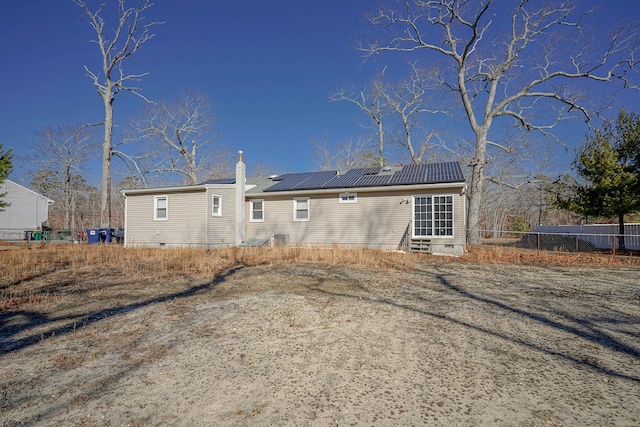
311,134 -> 375,171
31,125 -> 98,230
127,90 -> 232,185
383,63 -> 445,164
246,160 -> 282,179
363,0 -> 639,245
333,64 -> 447,165
331,69 -> 387,167
74,0 -> 162,227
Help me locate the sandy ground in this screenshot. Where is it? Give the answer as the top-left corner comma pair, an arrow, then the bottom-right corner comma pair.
1,261 -> 640,426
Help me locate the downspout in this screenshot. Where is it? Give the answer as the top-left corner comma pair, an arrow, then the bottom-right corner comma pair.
205,187 -> 209,248
123,192 -> 128,248
235,151 -> 246,246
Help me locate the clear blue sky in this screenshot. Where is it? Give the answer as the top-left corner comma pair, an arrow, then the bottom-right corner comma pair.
1,0 -> 639,185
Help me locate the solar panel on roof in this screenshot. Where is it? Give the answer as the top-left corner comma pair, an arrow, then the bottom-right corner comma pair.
263,162 -> 464,192
322,168 -> 370,189
389,162 -> 464,185
264,170 -> 337,192
355,174 -> 392,187
292,171 -> 337,190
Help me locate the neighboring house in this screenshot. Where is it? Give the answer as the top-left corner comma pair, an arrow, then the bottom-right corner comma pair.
0,179 -> 55,240
122,152 -> 467,254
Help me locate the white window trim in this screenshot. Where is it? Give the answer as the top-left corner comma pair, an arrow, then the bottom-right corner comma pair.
154,195 -> 168,221
339,192 -> 357,203
212,194 -> 222,217
293,197 -> 310,222
412,194 -> 454,239
250,199 -> 264,222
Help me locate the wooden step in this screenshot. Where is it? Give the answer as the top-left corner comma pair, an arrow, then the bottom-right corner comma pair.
410,239 -> 432,253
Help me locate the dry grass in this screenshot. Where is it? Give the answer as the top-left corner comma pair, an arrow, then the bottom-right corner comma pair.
2,243 -> 639,287
2,243 -> 638,315
0,244 -> 417,286
462,245 -> 640,267
0,245 -> 417,317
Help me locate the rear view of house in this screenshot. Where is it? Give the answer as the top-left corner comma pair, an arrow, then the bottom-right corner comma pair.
123,152 -> 467,254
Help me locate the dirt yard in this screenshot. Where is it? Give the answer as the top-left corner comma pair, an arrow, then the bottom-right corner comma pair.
1,257 -> 639,426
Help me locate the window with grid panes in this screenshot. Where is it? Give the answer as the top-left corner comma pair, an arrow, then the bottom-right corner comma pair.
413,195 -> 453,237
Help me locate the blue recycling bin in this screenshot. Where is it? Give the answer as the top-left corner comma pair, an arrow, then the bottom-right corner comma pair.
86,228 -> 101,244
100,228 -> 113,243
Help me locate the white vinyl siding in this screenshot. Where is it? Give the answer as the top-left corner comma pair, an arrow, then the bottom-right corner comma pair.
206,187 -> 236,246
245,188 -> 464,250
126,190 -> 207,247
0,180 -> 53,233
293,197 -> 309,221
154,196 -> 168,221
250,199 -> 264,222
212,194 -> 222,217
339,193 -> 357,203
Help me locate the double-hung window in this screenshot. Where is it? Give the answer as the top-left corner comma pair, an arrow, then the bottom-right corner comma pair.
154,195 -> 168,221
212,195 -> 222,217
294,197 -> 309,221
413,195 -> 453,237
250,199 -> 264,222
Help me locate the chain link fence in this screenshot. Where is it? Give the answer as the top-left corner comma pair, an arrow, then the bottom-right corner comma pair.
0,229 -> 124,245
479,230 -> 640,254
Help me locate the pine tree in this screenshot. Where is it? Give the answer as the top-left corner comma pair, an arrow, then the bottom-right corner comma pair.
558,110 -> 640,250
0,143 -> 14,210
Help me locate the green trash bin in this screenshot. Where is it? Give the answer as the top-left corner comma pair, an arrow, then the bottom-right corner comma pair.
25,230 -> 42,241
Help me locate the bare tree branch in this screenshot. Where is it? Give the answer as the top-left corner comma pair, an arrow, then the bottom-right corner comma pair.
362,0 -> 640,245
126,90 -> 232,186
74,0 -> 163,227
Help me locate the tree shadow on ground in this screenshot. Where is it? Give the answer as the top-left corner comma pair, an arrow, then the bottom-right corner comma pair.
0,265 -> 244,354
306,270 -> 640,383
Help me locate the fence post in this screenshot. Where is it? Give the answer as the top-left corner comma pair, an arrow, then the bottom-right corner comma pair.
612,235 -> 616,256
537,233 -> 540,254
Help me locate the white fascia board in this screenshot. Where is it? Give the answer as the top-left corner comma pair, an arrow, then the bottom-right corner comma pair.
122,185 -> 207,196
248,181 -> 466,198
203,183 -> 237,190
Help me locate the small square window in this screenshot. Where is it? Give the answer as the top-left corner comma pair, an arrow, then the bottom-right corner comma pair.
339,193 -> 357,203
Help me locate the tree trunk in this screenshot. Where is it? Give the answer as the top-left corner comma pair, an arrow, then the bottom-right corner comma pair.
466,134 -> 488,246
618,211 -> 626,252
64,178 -> 71,230
64,164 -> 72,230
71,189 -> 76,232
101,91 -> 113,228
377,120 -> 384,167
